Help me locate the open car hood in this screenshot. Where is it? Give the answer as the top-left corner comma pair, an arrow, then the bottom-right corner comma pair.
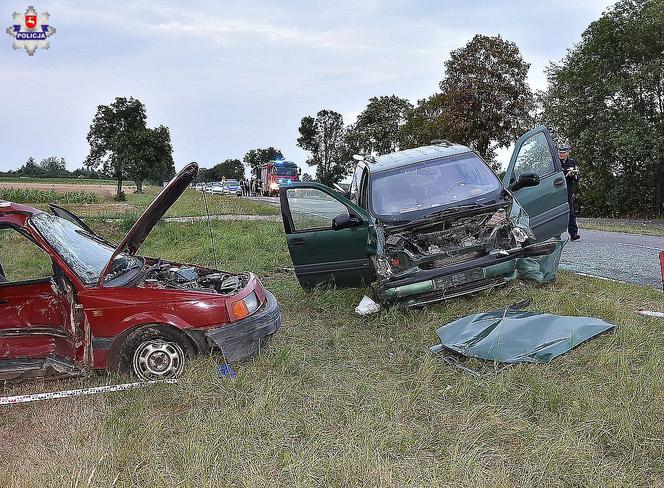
98,162 -> 198,286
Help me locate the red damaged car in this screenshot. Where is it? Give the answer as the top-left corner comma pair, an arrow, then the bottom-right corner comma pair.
0,163 -> 281,382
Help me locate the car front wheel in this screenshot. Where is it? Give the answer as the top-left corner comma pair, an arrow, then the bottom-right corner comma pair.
119,326 -> 189,380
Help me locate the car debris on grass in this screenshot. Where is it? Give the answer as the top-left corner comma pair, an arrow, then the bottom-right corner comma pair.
430,301 -> 617,370
0,162 -> 281,383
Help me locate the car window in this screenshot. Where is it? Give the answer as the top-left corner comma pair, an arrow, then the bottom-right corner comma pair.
512,131 -> 555,179
369,153 -> 502,220
0,227 -> 53,282
286,188 -> 349,231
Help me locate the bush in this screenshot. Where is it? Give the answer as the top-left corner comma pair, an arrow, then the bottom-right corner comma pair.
0,188 -> 99,204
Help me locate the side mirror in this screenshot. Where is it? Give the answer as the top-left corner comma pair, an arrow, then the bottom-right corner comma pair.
509,172 -> 540,191
332,213 -> 362,231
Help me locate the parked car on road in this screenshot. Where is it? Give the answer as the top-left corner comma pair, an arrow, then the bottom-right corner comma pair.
279,126 -> 569,307
0,163 -> 281,382
208,179 -> 242,196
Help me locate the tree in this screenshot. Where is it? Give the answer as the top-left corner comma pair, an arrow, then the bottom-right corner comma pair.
243,147 -> 283,179
541,0 -> 664,217
85,97 -> 147,199
399,94 -> 450,151
197,159 -> 245,182
301,172 -> 313,182
346,95 -> 413,155
128,125 -> 175,192
18,157 -> 39,176
85,97 -> 174,196
214,159 -> 245,180
38,156 -> 66,174
297,109 -> 349,185
401,35 -> 534,170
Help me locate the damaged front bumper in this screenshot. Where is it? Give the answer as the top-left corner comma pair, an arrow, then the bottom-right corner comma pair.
377,240 -> 565,308
204,291 -> 281,362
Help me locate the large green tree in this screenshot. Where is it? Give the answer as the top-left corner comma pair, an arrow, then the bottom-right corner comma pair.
198,159 -> 245,182
129,125 -> 175,192
346,95 -> 413,155
297,109 -> 349,185
38,156 -> 66,174
85,97 -> 146,198
243,147 -> 283,179
541,0 -> 664,217
85,97 -> 174,197
215,159 -> 245,180
401,35 -> 534,169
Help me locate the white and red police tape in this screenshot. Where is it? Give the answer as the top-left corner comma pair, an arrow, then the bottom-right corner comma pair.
0,379 -> 177,405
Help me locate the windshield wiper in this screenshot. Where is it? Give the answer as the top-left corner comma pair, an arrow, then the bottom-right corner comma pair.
75,228 -> 113,246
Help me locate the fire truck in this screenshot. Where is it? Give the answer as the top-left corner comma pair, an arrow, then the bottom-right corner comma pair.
259,159 -> 300,196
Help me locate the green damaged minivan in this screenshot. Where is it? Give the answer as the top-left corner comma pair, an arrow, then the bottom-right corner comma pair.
279,127 -> 569,307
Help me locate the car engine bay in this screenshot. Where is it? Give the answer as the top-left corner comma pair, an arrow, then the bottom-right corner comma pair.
374,199 -> 532,280
139,262 -> 249,295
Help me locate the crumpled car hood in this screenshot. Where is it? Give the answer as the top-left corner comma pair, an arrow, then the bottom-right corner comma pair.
98,162 -> 198,286
431,308 -> 616,363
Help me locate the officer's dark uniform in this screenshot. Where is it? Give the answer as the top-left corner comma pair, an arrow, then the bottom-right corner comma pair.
561,154 -> 579,238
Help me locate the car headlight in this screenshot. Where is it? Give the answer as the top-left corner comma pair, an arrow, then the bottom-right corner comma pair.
230,291 -> 260,319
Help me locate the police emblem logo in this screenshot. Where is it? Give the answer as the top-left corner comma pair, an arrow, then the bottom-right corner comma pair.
6,6 -> 56,56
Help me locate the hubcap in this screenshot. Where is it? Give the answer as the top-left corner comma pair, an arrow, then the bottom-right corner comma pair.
132,339 -> 185,380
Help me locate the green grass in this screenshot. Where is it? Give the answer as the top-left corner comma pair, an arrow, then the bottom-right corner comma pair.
582,222 -> 664,237
0,215 -> 662,486
60,188 -> 280,220
0,176 -> 117,185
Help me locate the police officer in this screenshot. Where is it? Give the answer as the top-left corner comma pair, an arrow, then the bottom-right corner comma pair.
559,143 -> 580,241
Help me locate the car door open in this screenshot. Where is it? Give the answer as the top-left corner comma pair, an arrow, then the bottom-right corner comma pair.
280,183 -> 374,289
503,126 -> 569,241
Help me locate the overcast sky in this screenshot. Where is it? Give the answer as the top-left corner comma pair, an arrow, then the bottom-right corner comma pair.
0,0 -> 616,176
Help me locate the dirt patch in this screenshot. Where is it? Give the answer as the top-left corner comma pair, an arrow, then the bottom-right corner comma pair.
0,181 -> 136,197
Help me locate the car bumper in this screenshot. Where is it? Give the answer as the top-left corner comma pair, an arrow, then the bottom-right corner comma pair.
378,252 -> 520,308
204,291 -> 281,362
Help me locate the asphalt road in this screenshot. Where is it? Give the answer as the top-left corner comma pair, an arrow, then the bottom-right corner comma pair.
246,196 -> 663,289
560,229 -> 663,288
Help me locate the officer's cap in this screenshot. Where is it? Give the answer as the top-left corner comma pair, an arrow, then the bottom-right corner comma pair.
558,143 -> 571,152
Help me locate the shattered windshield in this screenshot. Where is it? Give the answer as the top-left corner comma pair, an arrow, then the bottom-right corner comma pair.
370,154 -> 502,220
31,212 -> 142,285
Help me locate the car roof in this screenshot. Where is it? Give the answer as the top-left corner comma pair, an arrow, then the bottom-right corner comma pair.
0,200 -> 39,216
369,143 -> 473,173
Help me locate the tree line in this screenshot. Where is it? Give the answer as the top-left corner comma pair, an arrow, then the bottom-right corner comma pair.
4,0 -> 659,216
296,0 -> 663,217
0,156 -> 107,179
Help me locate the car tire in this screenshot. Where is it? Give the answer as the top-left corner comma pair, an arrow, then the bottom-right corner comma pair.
118,326 -> 191,381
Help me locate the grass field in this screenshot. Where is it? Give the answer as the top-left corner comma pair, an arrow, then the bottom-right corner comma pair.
0,199 -> 662,486
581,222 -> 664,237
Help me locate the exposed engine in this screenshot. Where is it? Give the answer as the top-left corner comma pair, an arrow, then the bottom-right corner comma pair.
140,262 -> 248,295
376,201 -> 531,279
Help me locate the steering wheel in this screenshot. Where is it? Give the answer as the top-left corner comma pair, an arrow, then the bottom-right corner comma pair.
445,180 -> 465,194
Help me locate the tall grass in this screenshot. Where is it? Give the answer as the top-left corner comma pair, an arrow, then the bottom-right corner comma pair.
0,188 -> 99,204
